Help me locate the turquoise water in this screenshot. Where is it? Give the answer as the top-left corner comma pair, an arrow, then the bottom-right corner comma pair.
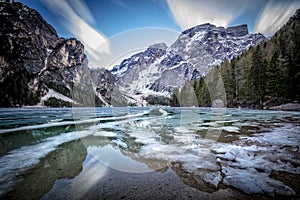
0,107 -> 299,198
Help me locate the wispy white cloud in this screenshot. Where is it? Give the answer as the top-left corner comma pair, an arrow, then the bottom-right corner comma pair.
41,0 -> 110,68
68,0 -> 96,24
255,0 -> 300,36
110,0 -> 129,9
167,0 -> 255,29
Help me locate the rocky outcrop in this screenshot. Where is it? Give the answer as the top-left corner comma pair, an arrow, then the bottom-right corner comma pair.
0,2 -> 60,106
0,2 -> 114,107
0,2 -> 59,73
91,69 -> 127,106
111,43 -> 167,78
225,24 -> 248,37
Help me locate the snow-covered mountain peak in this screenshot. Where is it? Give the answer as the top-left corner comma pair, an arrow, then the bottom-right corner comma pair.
111,23 -> 266,104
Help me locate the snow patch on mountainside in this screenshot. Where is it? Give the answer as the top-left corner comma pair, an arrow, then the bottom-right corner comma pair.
39,89 -> 77,105
119,55 -> 165,95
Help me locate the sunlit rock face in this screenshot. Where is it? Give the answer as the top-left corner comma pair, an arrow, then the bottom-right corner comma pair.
47,39 -> 85,69
0,2 -> 114,107
111,23 -> 266,97
38,38 -> 94,104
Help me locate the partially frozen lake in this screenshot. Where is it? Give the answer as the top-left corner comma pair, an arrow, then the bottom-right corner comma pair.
0,107 -> 299,199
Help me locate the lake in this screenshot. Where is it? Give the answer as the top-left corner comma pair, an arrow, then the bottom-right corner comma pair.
0,107 -> 299,199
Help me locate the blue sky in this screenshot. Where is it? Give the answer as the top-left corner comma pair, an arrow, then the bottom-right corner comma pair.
18,0 -> 181,38
17,0 -> 300,68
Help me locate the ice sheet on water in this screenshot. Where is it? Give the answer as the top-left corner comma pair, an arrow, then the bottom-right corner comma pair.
0,129 -> 93,196
180,152 -> 219,172
246,124 -> 300,148
1,108 -> 299,196
0,110 -> 149,134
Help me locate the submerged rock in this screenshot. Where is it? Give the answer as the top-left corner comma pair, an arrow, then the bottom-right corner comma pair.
149,108 -> 167,116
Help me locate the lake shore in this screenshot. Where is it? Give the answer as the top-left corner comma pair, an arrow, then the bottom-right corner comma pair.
268,103 -> 300,111
43,169 -> 299,200
9,161 -> 300,200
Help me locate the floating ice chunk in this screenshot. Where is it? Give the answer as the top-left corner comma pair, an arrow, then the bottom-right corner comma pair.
181,152 -> 219,172
216,151 -> 236,161
93,131 -> 117,137
222,126 -> 240,133
111,139 -> 128,149
223,166 -> 295,196
214,144 -> 270,169
202,171 -> 222,188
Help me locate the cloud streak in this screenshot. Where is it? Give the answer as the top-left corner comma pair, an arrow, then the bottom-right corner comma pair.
255,0 -> 300,36
167,0 -> 255,29
111,0 -> 129,9
70,0 -> 96,24
41,0 -> 110,68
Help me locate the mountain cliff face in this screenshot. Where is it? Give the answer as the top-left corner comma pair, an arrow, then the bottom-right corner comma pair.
111,23 -> 266,102
0,2 -> 114,107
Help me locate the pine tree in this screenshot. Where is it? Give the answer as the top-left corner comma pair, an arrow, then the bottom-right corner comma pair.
248,46 -> 266,104
266,52 -> 279,96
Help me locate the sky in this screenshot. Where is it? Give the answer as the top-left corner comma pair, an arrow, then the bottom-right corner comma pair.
18,0 -> 300,69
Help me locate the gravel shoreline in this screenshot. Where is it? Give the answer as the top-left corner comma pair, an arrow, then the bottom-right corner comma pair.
41,166 -> 287,200
268,103 -> 300,111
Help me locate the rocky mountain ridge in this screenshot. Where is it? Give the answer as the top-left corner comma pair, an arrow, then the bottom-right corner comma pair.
111,23 -> 266,104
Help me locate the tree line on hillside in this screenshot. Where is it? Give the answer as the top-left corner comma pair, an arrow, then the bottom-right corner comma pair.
171,10 -> 300,108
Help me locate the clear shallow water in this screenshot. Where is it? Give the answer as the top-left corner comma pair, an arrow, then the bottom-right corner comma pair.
0,107 -> 299,198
